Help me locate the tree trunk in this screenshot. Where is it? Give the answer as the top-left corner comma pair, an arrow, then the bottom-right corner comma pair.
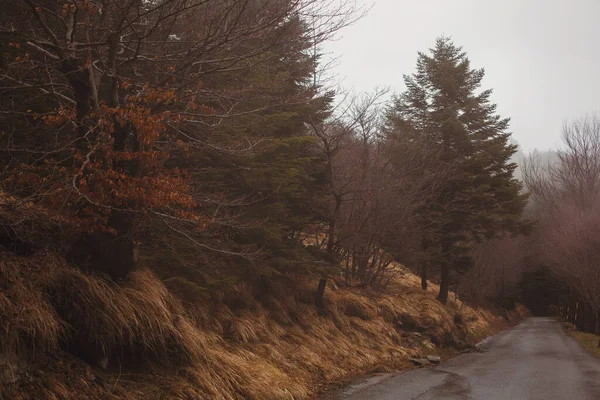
357,253 -> 367,284
594,307 -> 600,343
60,53 -> 139,281
437,240 -> 452,304
326,219 -> 336,254
319,194 -> 341,305
568,297 -> 576,323
437,263 -> 450,304
315,278 -> 327,309
575,301 -> 585,331
596,307 -> 600,347
351,249 -> 357,281
583,302 -> 594,333
420,237 -> 429,290
60,58 -> 91,121
255,274 -> 270,301
67,211 -> 137,281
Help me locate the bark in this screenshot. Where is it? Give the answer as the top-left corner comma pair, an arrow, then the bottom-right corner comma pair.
315,278 -> 327,309
60,58 -> 91,121
575,301 -> 585,331
255,274 -> 270,301
568,297 -> 576,323
59,54 -> 137,281
583,302 -> 594,333
357,253 -> 367,283
437,239 -> 452,304
596,310 -> 600,346
437,263 -> 450,304
106,33 -> 120,107
594,306 -> 600,338
319,193 -> 341,305
326,218 -> 336,254
67,215 -> 136,281
420,237 -> 429,290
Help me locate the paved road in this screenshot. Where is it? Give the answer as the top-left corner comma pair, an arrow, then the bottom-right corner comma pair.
327,317 -> 600,400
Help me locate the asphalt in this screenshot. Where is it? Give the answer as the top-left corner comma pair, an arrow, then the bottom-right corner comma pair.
325,317 -> 600,400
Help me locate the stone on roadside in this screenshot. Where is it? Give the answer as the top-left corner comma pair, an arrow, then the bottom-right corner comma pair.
426,355 -> 441,364
408,357 -> 431,366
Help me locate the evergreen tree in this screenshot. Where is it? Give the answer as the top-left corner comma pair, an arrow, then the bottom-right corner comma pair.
386,37 -> 529,303
0,0 -> 333,290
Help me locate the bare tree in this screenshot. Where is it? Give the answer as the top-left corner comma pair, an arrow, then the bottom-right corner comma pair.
523,115 -> 600,337
0,0 -> 362,278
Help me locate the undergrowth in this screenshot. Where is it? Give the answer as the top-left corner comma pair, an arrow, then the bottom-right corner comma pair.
0,251 -> 510,400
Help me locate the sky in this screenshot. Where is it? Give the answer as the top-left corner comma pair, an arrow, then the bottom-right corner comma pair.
323,0 -> 600,152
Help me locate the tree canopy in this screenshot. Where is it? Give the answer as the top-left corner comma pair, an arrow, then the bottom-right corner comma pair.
386,37 -> 530,303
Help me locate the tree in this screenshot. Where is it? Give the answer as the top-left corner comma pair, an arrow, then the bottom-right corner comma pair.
386,37 -> 529,303
307,90 -> 387,305
305,88 -> 446,302
524,115 -> 600,338
0,0 -> 360,286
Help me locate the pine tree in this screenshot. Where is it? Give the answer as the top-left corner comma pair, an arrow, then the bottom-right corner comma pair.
387,37 -> 529,303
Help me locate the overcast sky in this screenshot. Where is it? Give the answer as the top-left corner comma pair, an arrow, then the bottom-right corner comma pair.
323,0 -> 600,152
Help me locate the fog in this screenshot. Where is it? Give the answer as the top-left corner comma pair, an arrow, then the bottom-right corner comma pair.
324,0 -> 600,152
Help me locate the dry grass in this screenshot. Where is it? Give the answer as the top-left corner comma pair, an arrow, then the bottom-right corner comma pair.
45,266 -> 208,365
1,253 -> 509,400
0,257 -> 64,359
570,331 -> 600,358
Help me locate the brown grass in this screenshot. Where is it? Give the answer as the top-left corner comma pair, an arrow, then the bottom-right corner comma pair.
570,330 -> 600,358
45,266 -> 208,365
1,253 -> 508,400
0,257 -> 63,359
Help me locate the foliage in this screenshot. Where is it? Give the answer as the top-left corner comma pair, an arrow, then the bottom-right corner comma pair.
0,0 -> 357,284
385,37 -> 530,302
518,267 -> 566,316
0,6 -> 543,397
523,115 -> 600,332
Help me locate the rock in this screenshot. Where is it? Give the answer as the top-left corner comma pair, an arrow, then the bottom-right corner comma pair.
426,355 -> 441,364
408,357 -> 431,366
461,347 -> 485,354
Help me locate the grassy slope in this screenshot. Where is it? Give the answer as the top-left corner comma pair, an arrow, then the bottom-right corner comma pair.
570,330 -> 600,358
0,250 -> 521,400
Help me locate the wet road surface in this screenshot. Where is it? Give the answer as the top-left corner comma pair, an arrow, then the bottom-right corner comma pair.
327,317 -> 600,400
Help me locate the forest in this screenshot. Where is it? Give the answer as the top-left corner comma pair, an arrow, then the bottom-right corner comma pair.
0,0 -> 597,399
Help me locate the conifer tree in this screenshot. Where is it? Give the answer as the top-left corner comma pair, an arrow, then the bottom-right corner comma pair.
387,37 -> 529,303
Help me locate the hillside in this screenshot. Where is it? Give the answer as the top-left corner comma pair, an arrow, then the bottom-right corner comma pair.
1,4 -> 531,399
0,249 -> 522,400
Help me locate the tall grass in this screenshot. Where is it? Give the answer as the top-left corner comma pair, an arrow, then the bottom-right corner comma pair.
1,253 -> 501,400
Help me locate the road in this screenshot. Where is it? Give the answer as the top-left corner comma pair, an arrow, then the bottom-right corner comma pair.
326,317 -> 600,400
